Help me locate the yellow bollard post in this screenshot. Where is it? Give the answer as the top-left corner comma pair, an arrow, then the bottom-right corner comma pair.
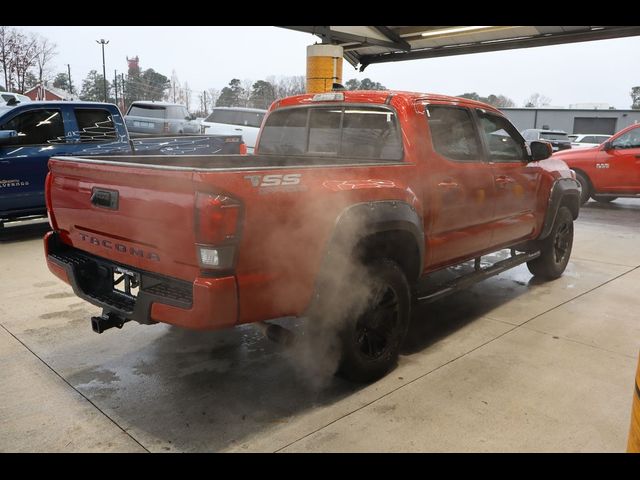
306,44 -> 343,94
627,352 -> 640,452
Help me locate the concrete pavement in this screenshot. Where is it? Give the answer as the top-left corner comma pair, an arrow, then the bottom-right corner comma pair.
1,199 -> 638,452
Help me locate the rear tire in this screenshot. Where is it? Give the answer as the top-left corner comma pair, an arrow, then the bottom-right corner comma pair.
593,195 -> 618,203
574,171 -> 591,205
526,206 -> 574,280
336,259 -> 411,383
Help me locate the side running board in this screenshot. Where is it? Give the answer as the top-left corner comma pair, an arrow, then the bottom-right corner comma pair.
417,250 -> 541,304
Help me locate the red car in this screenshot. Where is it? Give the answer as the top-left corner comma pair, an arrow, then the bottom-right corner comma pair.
553,123 -> 640,205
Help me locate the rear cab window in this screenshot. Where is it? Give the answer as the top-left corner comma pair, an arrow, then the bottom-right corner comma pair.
127,105 -> 166,119
258,105 -> 403,161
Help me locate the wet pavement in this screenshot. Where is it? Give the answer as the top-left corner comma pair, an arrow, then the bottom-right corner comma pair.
1,199 -> 639,452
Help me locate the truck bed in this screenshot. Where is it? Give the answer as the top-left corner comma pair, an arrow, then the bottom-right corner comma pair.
61,153 -> 402,170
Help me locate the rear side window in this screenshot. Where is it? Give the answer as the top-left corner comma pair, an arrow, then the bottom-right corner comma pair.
128,105 -> 166,119
0,109 -> 65,145
259,106 -> 402,160
426,105 -> 481,161
240,111 -> 264,128
206,109 -> 264,128
206,109 -> 240,125
540,132 -> 569,141
74,109 -> 117,142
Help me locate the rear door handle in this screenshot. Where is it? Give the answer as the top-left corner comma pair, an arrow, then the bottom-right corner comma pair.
495,175 -> 515,188
438,180 -> 459,189
0,160 -> 9,165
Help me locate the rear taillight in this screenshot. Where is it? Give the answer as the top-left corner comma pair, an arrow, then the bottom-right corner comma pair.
195,192 -> 241,271
163,122 -> 170,133
239,142 -> 247,155
45,172 -> 58,230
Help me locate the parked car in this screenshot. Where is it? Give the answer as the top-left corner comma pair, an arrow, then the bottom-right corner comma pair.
200,107 -> 266,153
0,101 -> 245,226
44,90 -> 580,383
553,123 -> 640,204
568,133 -> 611,148
522,129 -> 572,152
0,92 -> 31,106
124,101 -> 200,135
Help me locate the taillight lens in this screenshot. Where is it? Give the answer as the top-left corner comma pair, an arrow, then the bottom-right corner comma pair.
195,192 -> 241,270
239,142 -> 247,155
45,172 -> 58,230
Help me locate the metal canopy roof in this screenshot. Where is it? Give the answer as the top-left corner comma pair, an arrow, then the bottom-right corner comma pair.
281,26 -> 640,71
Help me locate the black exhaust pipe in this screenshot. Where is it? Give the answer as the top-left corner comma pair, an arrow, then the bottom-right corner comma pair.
91,311 -> 128,334
256,322 -> 295,346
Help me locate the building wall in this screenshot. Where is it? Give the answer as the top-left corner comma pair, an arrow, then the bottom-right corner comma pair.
24,89 -> 63,101
501,108 -> 640,135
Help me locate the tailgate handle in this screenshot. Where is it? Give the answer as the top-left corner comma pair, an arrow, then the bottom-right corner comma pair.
90,188 -> 119,210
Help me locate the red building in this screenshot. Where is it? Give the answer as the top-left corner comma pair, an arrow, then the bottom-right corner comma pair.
23,84 -> 76,101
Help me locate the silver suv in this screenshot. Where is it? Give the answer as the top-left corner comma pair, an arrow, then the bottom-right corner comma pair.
125,101 -> 200,135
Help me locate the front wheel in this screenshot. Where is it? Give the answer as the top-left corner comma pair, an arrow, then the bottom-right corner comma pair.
335,259 -> 411,383
574,171 -> 591,205
526,206 -> 574,280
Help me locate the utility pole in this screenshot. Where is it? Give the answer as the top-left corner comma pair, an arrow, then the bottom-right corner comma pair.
96,39 -> 109,102
121,73 -> 126,111
114,70 -> 118,105
67,64 -> 72,95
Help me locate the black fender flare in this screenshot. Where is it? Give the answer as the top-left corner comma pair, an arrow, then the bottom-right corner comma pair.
313,200 -> 424,298
538,177 -> 581,240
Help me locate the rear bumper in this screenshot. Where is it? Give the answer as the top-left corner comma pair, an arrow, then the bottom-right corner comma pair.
44,231 -> 238,330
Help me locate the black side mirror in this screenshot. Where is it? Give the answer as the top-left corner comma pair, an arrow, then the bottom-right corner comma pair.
603,141 -> 613,151
530,140 -> 553,161
6,97 -> 19,106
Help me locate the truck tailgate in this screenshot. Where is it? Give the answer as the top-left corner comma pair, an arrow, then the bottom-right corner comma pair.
48,157 -> 205,281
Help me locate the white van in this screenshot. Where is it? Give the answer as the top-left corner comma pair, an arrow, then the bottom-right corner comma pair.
200,107 -> 266,153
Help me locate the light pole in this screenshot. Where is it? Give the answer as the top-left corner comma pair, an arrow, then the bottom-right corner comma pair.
96,39 -> 109,102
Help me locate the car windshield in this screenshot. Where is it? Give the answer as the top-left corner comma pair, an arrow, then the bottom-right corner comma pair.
540,132 -> 569,141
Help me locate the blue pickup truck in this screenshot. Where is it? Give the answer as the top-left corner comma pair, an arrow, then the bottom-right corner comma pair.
0,101 -> 244,226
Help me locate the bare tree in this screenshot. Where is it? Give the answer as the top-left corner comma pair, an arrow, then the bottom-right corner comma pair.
240,78 -> 253,107
11,32 -> 39,93
0,26 -> 16,91
525,92 -> 552,107
206,88 -> 220,112
34,35 -> 57,84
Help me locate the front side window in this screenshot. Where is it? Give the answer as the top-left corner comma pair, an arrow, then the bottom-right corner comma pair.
258,106 -> 403,160
74,109 -> 117,142
426,105 -> 481,161
0,109 -> 65,145
477,111 -> 528,162
612,128 -> 640,149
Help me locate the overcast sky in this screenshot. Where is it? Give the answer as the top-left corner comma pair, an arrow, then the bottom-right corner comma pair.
19,26 -> 640,109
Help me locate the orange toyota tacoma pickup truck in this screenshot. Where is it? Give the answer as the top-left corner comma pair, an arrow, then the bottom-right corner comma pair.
44,90 -> 581,382
553,123 -> 640,205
